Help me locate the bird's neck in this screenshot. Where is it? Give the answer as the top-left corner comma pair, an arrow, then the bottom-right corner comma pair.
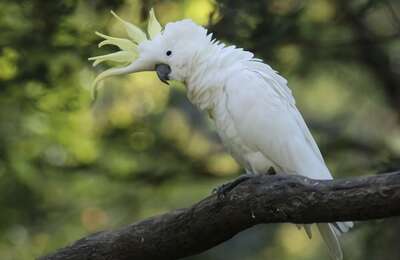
185,41 -> 254,111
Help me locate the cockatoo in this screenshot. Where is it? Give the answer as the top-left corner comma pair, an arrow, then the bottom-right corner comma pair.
89,9 -> 353,260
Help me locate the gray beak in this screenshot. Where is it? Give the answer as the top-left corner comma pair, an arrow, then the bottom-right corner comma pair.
155,64 -> 171,85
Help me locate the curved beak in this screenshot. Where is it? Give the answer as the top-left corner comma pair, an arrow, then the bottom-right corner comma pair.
155,63 -> 171,85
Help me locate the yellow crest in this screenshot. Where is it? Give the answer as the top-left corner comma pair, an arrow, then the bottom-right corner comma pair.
88,8 -> 162,99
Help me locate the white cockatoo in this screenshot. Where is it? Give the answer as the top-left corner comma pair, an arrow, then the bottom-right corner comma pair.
89,9 -> 353,260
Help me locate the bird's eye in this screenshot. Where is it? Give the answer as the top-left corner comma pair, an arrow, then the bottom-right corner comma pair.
166,50 -> 172,56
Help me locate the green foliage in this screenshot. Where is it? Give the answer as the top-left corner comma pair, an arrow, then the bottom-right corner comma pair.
0,0 -> 399,259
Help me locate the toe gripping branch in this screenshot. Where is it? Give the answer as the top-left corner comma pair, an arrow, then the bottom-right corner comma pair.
213,174 -> 254,199
213,167 -> 276,198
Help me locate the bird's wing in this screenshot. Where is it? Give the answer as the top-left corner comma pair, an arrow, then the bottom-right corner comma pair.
224,66 -> 332,180
225,64 -> 353,256
250,61 -> 325,163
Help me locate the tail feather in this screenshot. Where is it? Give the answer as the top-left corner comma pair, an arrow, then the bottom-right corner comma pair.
304,224 -> 312,239
333,221 -> 354,234
300,222 -> 353,260
317,223 -> 343,260
297,224 -> 313,239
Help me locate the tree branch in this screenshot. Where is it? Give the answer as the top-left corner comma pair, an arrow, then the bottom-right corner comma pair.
39,172 -> 400,260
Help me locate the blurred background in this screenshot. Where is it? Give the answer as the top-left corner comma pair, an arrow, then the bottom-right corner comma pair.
0,0 -> 399,259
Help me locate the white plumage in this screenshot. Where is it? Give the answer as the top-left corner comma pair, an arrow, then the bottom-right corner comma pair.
90,13 -> 353,260
184,39 -> 353,260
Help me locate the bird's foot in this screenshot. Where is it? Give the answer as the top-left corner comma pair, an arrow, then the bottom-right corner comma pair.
212,173 -> 255,199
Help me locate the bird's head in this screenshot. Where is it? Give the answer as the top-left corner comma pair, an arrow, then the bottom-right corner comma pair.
89,9 -> 210,98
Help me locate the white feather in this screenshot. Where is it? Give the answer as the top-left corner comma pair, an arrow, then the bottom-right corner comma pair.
218,68 -> 352,260
223,69 -> 332,179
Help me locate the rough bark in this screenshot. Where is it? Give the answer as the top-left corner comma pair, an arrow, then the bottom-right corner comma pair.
40,172 -> 400,260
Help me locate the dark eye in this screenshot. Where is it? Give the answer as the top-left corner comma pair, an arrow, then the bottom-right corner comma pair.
166,50 -> 172,56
